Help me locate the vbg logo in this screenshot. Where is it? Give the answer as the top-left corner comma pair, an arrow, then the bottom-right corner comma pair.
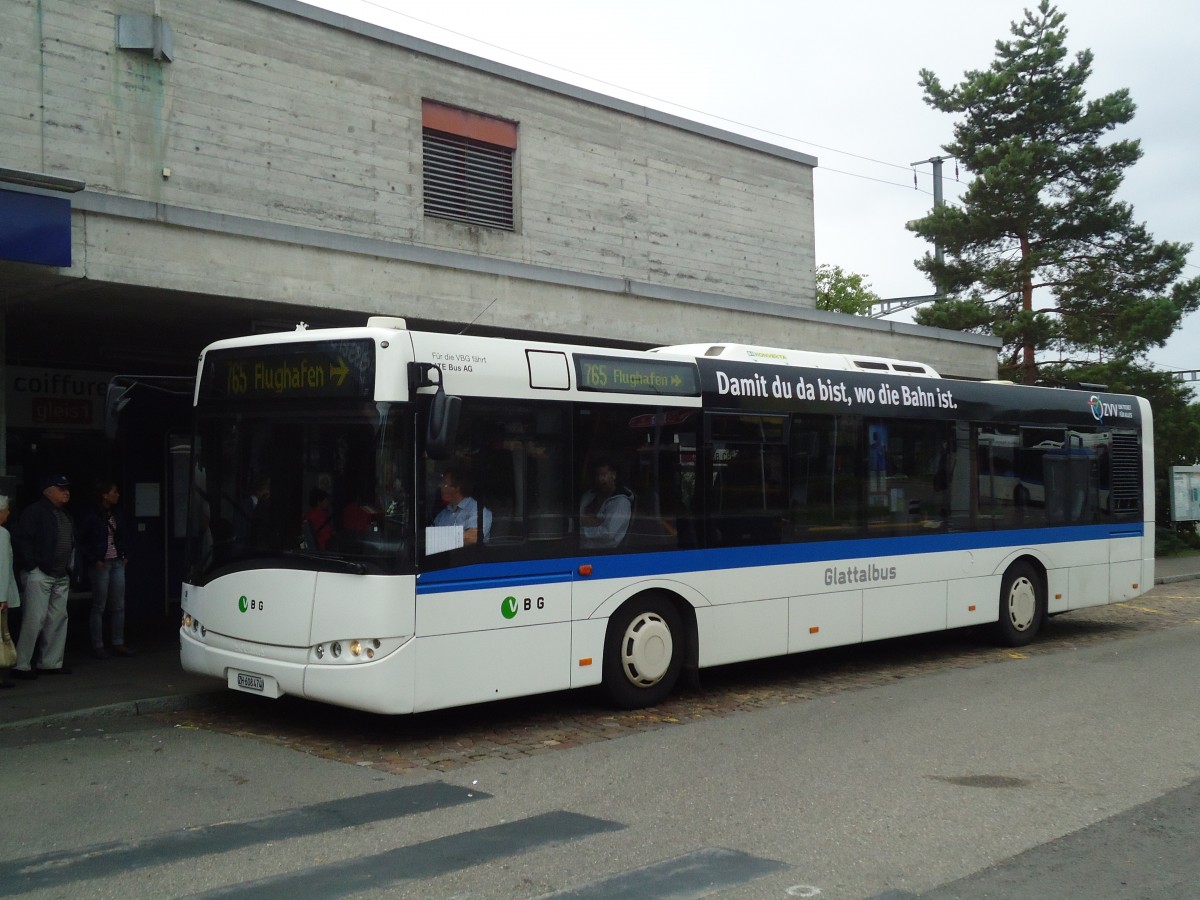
238,595 -> 265,612
500,595 -> 544,619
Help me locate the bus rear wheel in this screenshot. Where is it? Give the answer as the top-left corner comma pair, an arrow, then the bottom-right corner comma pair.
603,595 -> 683,709
995,561 -> 1044,647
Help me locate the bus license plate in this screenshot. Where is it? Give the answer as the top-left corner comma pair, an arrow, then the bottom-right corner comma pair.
228,670 -> 280,697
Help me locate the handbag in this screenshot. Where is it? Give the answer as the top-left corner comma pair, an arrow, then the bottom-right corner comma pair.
0,608 -> 16,669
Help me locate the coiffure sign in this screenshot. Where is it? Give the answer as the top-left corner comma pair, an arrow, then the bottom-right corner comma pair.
6,367 -> 112,430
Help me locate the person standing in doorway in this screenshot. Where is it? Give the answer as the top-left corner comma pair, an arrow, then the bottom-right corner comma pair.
10,475 -> 75,679
79,479 -> 134,658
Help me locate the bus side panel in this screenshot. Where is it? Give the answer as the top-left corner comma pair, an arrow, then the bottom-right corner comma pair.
417,580 -> 571,635
863,582 -> 947,642
574,576 -> 711,624
946,576 -> 1002,629
1047,567 -> 1070,614
695,596 -> 788,667
413,624 -> 572,713
1108,534 -> 1144,603
309,574 -> 416,643
1141,532 -> 1155,594
788,590 -> 863,652
1068,564 -> 1109,610
571,618 -> 607,689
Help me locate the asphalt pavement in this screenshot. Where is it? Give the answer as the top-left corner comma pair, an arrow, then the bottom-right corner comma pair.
3,552 -> 1198,731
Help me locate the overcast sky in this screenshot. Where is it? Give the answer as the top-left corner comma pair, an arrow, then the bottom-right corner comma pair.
312,0 -> 1199,380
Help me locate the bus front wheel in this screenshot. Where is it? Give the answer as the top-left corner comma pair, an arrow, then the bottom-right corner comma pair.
995,561 -> 1044,647
603,595 -> 683,709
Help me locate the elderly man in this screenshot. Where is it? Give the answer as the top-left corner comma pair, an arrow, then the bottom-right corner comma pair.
11,475 -> 75,679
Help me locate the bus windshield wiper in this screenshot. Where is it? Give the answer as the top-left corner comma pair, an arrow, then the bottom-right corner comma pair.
282,550 -> 368,575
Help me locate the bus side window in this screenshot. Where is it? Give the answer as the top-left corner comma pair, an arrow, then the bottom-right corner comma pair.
789,414 -> 863,541
705,414 -> 787,548
422,399 -> 570,563
575,405 -> 698,553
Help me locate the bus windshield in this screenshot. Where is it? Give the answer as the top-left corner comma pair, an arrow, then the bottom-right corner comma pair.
186,401 -> 414,582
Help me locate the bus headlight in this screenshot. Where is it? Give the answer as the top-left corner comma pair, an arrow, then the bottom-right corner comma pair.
310,637 -> 393,664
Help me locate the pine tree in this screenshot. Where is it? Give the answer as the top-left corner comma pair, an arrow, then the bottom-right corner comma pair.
908,1 -> 1200,383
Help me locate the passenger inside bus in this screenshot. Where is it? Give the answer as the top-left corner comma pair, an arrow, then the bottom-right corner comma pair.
303,488 -> 336,550
579,457 -> 633,549
236,474 -> 272,549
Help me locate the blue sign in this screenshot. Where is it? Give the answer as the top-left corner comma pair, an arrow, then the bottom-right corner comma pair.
0,189 -> 72,267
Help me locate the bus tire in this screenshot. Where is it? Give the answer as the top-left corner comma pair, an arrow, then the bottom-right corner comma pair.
603,594 -> 683,709
995,561 -> 1044,647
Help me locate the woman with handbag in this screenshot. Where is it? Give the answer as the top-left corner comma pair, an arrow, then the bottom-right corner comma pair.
0,494 -> 20,687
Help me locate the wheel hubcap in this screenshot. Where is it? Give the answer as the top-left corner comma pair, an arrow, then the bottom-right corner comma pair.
620,612 -> 673,687
1008,577 -> 1037,631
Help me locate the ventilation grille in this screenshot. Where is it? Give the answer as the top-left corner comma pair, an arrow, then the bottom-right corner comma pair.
423,129 -> 514,230
1108,431 -> 1141,512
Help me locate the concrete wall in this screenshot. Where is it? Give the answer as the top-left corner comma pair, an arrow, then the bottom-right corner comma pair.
0,0 -> 1000,379
3,0 -> 813,298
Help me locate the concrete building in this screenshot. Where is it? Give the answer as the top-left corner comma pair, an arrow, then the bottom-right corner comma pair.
0,0 -> 998,625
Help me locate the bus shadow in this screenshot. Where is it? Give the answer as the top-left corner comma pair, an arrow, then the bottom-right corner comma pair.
181,610 -> 1144,766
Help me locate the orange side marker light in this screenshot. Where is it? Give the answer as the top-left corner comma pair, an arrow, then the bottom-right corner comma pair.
578,564 -> 593,576
579,658 -> 592,667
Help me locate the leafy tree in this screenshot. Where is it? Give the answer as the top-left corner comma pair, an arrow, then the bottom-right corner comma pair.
908,1 -> 1200,383
816,264 -> 879,316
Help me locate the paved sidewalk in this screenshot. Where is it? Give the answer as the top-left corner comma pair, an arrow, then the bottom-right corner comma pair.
4,553 -> 1199,731
0,627 -> 218,730
1154,552 -> 1200,584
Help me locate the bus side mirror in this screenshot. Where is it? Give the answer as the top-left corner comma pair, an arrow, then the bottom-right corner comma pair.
426,387 -> 461,460
104,381 -> 134,441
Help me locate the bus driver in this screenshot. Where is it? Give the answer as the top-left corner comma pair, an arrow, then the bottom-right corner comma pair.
433,468 -> 492,545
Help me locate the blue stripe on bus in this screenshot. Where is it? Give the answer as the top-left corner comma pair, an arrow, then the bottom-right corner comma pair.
414,523 -> 1143,595
415,570 -> 575,593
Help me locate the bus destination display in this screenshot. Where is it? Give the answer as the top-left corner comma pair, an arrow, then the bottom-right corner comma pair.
574,354 -> 699,397
201,340 -> 376,402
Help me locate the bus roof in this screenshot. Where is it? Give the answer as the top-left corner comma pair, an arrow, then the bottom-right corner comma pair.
653,342 -> 940,378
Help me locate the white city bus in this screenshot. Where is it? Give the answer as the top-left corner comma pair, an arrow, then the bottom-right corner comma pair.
180,317 -> 1154,714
